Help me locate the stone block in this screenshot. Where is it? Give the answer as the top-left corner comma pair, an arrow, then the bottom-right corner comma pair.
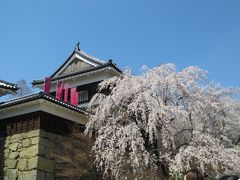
38,156 -> 54,173
20,145 -> 37,158
46,173 -> 54,180
62,139 -> 73,149
17,159 -> 28,171
31,137 -> 40,145
56,135 -> 67,143
39,145 -> 46,156
5,159 -> 17,168
39,129 -> 47,138
3,167 -> 7,174
18,171 -> 28,180
8,142 -> 19,151
4,169 -> 18,180
39,138 -> 54,148
18,170 -> 44,180
4,140 -> 10,148
4,149 -> 10,157
8,151 -> 19,159
10,133 -> 24,143
5,136 -> 10,141
27,129 -> 41,138
28,156 -> 38,170
22,138 -> 31,147
18,142 -> 22,149
45,147 -> 54,159
47,132 -> 56,141
37,170 -> 46,180
20,144 -> 45,158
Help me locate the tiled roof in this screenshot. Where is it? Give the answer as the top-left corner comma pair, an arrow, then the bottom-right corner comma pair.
75,49 -> 105,65
0,80 -> 18,91
32,61 -> 122,86
0,92 -> 89,115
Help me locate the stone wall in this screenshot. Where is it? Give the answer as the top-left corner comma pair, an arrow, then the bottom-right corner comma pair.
0,129 -> 100,180
0,129 -> 51,179
42,130 -> 99,179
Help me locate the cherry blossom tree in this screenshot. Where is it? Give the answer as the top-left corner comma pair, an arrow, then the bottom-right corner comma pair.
85,64 -> 240,179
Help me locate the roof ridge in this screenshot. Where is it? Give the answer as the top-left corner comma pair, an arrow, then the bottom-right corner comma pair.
0,79 -> 17,87
75,49 -> 105,64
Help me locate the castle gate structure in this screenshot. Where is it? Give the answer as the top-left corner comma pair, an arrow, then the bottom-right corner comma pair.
0,44 -> 121,179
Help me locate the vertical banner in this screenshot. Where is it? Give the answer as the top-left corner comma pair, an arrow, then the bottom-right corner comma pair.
71,87 -> 79,106
64,84 -> 70,103
56,80 -> 64,100
74,90 -> 79,106
43,77 -> 51,95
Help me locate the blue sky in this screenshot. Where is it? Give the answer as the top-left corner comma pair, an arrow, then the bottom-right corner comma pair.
0,0 -> 239,87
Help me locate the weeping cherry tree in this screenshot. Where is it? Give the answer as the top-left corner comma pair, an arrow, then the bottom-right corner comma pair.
85,64 -> 240,179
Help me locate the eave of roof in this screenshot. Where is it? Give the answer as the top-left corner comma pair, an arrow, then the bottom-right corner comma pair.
51,49 -> 105,78
0,80 -> 18,91
0,92 -> 89,116
32,62 -> 122,86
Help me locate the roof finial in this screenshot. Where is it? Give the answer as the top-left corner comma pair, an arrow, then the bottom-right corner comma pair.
75,42 -> 80,51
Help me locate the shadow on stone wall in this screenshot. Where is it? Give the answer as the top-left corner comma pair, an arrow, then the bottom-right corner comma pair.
0,136 -> 5,178
44,130 -> 103,179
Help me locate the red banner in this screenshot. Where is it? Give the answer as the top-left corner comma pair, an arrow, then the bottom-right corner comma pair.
64,84 -> 70,103
43,77 -> 51,95
56,80 -> 64,100
71,87 -> 79,106
74,91 -> 79,106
